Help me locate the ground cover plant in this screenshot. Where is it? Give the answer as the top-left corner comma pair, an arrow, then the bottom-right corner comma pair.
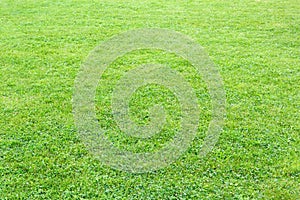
0,0 -> 299,199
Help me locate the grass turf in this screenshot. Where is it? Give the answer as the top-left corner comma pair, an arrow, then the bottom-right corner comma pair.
0,0 -> 299,199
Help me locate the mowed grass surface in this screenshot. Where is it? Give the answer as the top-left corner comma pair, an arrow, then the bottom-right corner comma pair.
0,0 -> 299,199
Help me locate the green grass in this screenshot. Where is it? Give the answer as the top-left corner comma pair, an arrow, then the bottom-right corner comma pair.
0,0 -> 299,199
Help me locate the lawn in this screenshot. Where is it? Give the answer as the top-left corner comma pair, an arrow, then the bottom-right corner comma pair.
0,0 -> 299,199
